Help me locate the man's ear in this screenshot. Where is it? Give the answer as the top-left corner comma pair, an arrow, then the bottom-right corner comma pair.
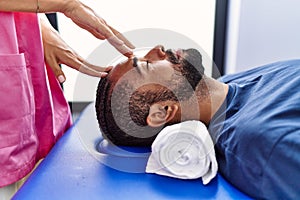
146,103 -> 179,127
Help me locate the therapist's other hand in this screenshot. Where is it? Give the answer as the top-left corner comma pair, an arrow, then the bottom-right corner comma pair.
40,16 -> 112,83
62,0 -> 135,57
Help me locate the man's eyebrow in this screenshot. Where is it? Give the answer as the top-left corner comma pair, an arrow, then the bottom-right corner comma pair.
133,57 -> 138,67
132,57 -> 142,74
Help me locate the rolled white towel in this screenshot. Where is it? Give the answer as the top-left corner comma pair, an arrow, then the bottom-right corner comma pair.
146,120 -> 218,185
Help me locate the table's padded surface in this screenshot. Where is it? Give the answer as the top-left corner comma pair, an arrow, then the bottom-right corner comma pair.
13,103 -> 251,200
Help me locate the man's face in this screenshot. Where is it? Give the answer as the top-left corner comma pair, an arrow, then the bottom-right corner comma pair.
107,45 -> 202,89
96,45 -> 204,146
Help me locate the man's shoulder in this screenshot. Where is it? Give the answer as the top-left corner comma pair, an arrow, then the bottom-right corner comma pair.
219,59 -> 300,84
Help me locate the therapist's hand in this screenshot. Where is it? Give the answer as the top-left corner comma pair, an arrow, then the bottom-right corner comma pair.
1,0 -> 135,56
40,16 -> 112,83
61,0 -> 135,57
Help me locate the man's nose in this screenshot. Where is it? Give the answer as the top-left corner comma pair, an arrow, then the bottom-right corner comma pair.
144,45 -> 166,60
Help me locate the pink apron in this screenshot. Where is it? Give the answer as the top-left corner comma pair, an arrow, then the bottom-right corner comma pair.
0,12 -> 72,187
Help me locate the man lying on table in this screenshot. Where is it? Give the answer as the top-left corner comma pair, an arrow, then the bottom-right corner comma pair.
95,45 -> 300,200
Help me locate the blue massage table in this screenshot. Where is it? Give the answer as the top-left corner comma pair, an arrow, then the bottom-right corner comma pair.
13,103 -> 251,200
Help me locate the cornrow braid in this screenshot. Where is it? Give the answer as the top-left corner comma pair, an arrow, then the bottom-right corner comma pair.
95,77 -> 115,143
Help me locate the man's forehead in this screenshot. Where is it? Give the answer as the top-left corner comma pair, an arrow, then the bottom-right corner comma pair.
108,59 -> 131,78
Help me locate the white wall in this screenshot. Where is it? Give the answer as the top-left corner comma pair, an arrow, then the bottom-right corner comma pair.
57,0 -> 216,102
225,0 -> 300,74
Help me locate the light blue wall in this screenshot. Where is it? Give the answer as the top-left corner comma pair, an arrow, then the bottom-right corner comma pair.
225,0 -> 300,74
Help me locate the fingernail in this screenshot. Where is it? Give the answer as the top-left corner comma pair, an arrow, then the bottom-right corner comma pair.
58,75 -> 65,83
100,72 -> 108,77
121,45 -> 134,57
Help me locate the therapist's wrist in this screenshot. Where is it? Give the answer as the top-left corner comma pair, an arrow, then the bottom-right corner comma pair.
37,0 -> 73,13
58,0 -> 81,15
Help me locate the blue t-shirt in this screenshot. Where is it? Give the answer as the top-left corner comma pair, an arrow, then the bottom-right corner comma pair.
209,60 -> 300,199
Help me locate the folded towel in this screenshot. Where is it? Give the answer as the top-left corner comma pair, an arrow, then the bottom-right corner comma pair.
146,120 -> 218,185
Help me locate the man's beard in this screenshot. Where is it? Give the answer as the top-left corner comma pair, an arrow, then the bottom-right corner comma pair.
181,48 -> 204,90
165,48 -> 204,101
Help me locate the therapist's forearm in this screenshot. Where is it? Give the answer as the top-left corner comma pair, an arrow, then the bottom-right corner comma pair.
0,0 -> 72,13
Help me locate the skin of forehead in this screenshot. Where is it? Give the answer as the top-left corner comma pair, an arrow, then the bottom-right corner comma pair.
107,54 -> 175,85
